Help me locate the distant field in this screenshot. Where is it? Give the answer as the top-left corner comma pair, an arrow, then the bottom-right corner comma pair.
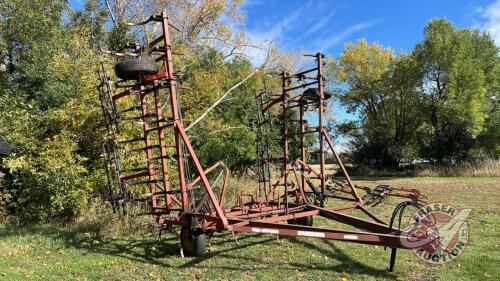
0,176 -> 499,281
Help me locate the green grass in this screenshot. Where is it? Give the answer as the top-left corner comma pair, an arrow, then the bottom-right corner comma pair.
1,176 -> 499,280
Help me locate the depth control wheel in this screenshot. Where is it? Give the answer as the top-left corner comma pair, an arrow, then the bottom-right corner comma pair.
287,215 -> 314,226
180,226 -> 207,257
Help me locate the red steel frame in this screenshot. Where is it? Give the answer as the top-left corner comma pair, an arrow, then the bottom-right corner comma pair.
98,11 -> 430,273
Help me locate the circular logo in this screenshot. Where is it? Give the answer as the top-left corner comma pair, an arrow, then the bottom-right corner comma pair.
400,203 -> 470,264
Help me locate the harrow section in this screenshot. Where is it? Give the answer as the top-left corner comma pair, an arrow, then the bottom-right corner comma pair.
98,12 -> 230,245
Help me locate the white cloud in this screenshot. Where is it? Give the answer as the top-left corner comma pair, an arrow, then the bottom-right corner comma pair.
240,2 -> 375,65
305,10 -> 336,36
312,19 -> 380,51
482,0 -> 500,46
282,9 -> 337,49
243,7 -> 305,66
261,8 -> 304,42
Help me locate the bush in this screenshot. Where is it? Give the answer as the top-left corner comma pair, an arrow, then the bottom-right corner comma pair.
3,132 -> 90,221
71,199 -> 151,240
0,185 -> 11,222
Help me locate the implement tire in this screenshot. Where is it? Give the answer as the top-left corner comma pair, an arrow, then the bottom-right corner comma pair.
114,58 -> 159,80
302,87 -> 332,101
287,215 -> 314,226
180,227 -> 207,257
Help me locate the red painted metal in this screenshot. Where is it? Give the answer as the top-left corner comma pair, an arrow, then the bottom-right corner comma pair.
139,86 -> 159,211
97,11 -> 428,272
317,53 -> 327,206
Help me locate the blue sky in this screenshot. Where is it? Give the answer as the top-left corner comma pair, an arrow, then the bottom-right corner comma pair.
240,0 -> 499,59
238,0 -> 500,131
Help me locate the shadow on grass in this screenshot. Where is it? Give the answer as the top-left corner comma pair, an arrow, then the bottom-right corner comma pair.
178,236 -> 276,268
0,223 -> 396,278
0,222 -> 262,266
288,237 -> 397,279
0,222 -> 178,266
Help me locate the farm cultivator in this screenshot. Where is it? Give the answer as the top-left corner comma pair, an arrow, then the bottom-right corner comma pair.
98,11 -> 427,272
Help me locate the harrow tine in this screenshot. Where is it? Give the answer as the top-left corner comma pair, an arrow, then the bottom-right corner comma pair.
118,137 -> 144,144
126,144 -> 162,153
135,155 -> 177,164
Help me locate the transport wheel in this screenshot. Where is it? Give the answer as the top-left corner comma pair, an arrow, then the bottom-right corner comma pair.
180,226 -> 207,257
287,216 -> 314,226
114,58 -> 159,80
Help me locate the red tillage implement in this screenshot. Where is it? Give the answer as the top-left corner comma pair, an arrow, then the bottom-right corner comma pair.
98,11 -> 427,272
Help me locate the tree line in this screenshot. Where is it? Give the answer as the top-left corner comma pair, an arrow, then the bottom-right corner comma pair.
0,0 -> 276,221
330,19 -> 499,168
0,0 -> 497,221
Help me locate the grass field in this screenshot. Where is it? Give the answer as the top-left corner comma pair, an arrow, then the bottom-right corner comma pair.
0,176 -> 499,281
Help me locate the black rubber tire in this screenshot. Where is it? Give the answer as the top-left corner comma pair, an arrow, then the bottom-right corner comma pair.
302,87 -> 332,101
0,140 -> 11,155
287,216 -> 314,226
114,58 -> 159,80
180,227 -> 207,257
